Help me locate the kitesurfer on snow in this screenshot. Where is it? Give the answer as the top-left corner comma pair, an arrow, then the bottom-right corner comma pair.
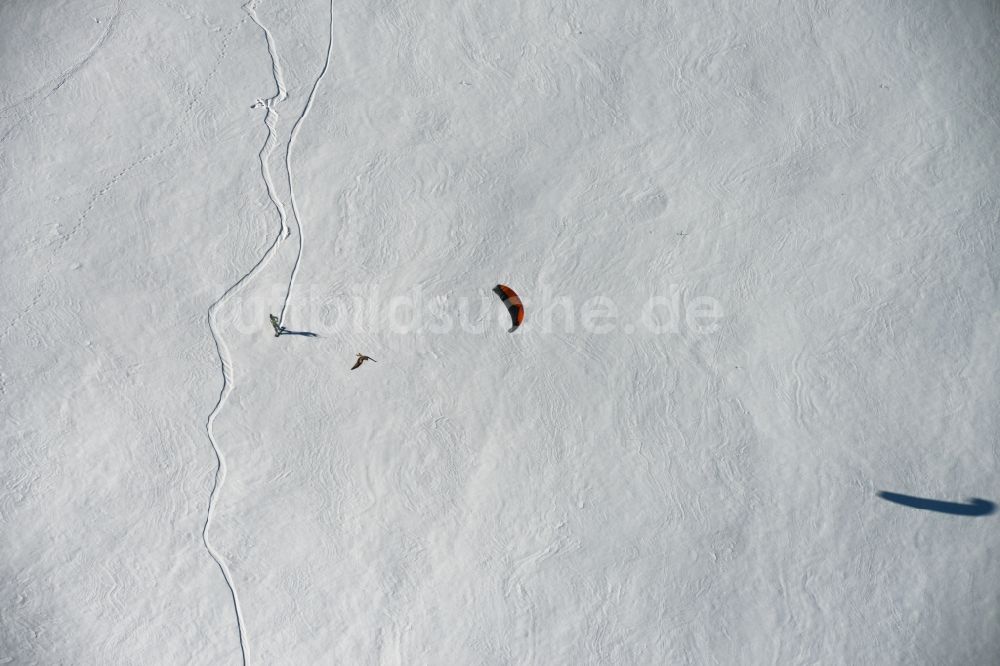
269,314 -> 286,337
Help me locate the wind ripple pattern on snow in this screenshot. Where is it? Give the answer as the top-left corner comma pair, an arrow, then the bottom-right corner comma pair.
0,9 -> 246,344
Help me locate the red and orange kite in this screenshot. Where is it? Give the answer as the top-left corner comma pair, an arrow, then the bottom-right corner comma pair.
493,284 -> 524,332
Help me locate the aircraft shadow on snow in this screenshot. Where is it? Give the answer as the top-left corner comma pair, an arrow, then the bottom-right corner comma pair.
877,491 -> 996,517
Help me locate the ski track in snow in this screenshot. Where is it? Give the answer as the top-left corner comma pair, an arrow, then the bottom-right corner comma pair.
202,0 -> 335,658
276,0 -> 336,327
200,3 -> 290,663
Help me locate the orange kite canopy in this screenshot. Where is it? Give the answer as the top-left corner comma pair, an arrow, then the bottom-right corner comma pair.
493,284 -> 524,332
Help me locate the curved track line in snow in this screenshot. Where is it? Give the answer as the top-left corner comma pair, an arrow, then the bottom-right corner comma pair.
200,4 -> 289,664
245,2 -> 290,237
277,0 -> 336,327
0,0 -> 125,119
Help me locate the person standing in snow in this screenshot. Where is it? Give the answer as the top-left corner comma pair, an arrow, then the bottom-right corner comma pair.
269,314 -> 286,337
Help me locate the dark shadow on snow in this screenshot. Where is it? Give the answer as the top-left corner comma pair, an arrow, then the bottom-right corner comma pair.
278,329 -> 319,338
877,491 -> 996,517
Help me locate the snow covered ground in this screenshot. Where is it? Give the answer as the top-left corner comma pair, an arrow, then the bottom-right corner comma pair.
2,0 -> 998,663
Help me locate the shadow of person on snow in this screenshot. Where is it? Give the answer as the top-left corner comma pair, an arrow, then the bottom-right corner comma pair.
279,329 -> 319,338
877,491 -> 996,517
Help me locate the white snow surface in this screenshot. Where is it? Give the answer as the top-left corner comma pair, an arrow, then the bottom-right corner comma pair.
2,0 -> 999,663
